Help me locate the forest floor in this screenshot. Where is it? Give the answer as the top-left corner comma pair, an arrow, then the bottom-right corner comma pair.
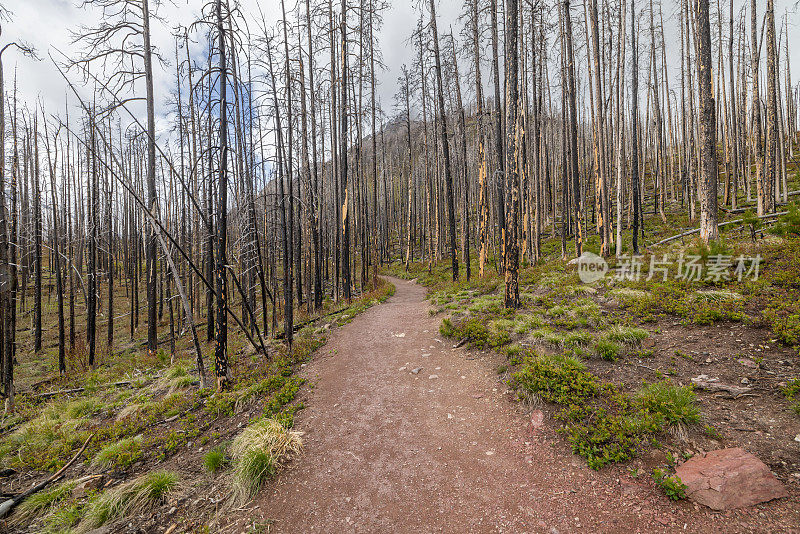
227,274 -> 799,533
0,277 -> 396,533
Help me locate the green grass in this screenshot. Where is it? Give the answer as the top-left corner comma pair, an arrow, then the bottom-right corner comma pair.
603,325 -> 649,344
10,479 -> 77,526
634,381 -> 701,426
595,339 -> 622,361
512,313 -> 546,334
80,470 -> 179,530
92,436 -> 142,470
203,445 -> 228,474
231,418 -> 303,503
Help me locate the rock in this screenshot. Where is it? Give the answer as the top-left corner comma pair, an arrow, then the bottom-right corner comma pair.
691,375 -> 752,398
411,367 -> 422,374
737,358 -> 758,369
675,448 -> 788,510
72,475 -> 104,499
794,434 -> 800,443
428,375 -> 439,379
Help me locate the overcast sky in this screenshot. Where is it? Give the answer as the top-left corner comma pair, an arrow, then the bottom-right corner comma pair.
2,0 -> 799,137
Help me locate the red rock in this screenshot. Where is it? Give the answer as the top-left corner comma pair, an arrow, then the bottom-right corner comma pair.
675,448 -> 788,510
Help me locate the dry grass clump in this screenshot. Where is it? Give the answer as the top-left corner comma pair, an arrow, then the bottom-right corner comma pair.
79,470 -> 179,531
9,479 -> 77,526
230,418 -> 303,503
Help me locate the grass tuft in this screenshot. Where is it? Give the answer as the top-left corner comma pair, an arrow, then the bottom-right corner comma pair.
635,381 -> 700,427
80,470 -> 179,531
595,339 -> 622,361
603,325 -> 649,344
203,445 -> 229,474
231,418 -> 303,503
93,436 -> 142,470
10,479 -> 77,526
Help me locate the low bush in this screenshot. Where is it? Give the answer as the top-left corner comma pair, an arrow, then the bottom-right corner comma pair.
93,436 -> 142,470
634,381 -> 700,427
439,317 -> 510,349
511,356 -> 701,470
595,339 -> 622,361
653,468 -> 688,501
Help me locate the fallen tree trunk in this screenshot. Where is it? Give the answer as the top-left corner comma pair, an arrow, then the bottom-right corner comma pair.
0,434 -> 93,518
32,381 -> 134,399
648,211 -> 788,248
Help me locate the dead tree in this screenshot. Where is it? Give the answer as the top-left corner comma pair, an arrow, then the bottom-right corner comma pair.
695,0 -> 719,243
427,0 -> 459,281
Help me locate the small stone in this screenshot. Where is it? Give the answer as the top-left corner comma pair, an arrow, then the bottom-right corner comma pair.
705,358 -> 713,363
428,375 -> 439,379
737,358 -> 758,369
411,367 -> 422,374
741,378 -> 750,385
794,435 -> 800,443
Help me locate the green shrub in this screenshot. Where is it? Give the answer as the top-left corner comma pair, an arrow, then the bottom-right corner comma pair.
603,325 -> 649,344
563,407 -> 663,469
511,353 -> 597,405
93,436 -> 142,469
784,378 -> 800,399
595,339 -> 622,361
634,381 -> 700,426
511,354 -> 694,470
439,317 -> 510,349
770,202 -> 800,237
784,378 -> 800,415
653,468 -> 687,501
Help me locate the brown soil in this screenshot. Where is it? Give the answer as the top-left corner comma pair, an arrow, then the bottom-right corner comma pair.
225,277 -> 800,533
586,313 -> 800,486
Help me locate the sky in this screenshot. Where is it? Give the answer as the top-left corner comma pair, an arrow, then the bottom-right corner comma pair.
2,0 -> 799,138
0,0 -> 462,136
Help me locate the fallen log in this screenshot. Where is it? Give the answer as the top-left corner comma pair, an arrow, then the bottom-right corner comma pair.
0,434 -> 93,518
691,375 -> 752,399
32,380 -> 134,399
648,211 -> 788,248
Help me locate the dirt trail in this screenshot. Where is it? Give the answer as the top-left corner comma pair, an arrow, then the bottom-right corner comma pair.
233,277 -> 797,533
